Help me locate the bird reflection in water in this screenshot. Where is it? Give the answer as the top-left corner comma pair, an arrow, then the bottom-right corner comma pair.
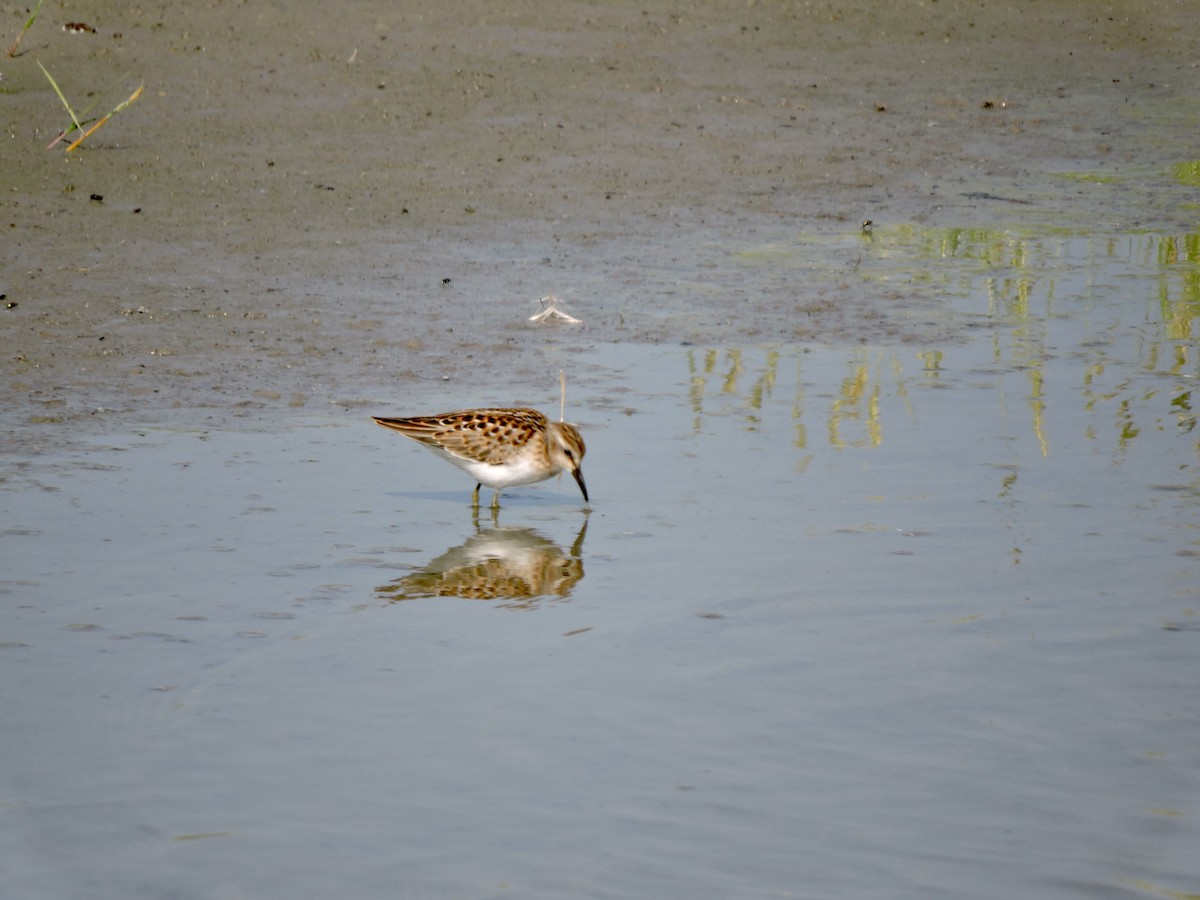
377,516 -> 587,609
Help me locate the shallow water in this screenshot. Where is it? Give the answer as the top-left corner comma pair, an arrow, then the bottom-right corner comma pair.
2,230 -> 1198,898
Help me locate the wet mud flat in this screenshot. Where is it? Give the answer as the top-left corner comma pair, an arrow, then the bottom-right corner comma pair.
3,1 -> 1199,442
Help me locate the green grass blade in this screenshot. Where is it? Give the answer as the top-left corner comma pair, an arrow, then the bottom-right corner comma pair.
37,60 -> 86,140
22,0 -> 45,32
6,0 -> 44,57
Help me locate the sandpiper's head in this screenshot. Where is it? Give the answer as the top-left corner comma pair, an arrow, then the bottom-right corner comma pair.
548,421 -> 588,503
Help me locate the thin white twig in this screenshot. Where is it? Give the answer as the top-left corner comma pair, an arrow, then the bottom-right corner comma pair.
529,295 -> 582,325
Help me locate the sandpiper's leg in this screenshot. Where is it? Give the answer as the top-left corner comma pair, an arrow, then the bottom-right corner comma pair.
471,483 -> 481,508
491,490 -> 502,511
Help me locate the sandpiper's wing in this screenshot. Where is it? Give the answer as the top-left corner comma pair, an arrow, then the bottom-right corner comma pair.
372,408 -> 549,466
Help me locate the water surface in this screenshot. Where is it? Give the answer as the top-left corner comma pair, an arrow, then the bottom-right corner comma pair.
2,230 -> 1198,899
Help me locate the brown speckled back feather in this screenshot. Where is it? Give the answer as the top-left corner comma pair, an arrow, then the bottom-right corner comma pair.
372,407 -> 551,466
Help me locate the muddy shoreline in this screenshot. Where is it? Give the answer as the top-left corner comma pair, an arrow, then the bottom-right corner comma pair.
3,1 -> 1198,445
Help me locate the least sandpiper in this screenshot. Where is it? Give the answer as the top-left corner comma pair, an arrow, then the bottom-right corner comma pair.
372,407 -> 588,509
